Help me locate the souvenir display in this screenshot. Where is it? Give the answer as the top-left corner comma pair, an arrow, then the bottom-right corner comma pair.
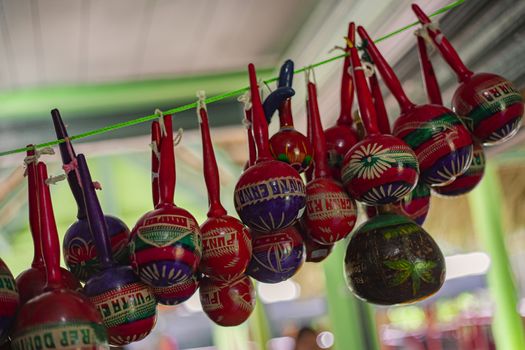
358,26 -> 474,187
234,64 -> 306,232
412,4 -> 524,145
12,162 -> 108,350
52,110 -> 130,282
197,93 -> 252,281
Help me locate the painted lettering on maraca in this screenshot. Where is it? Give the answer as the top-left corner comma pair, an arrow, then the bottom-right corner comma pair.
200,279 -> 253,313
0,263 -> 18,344
234,176 -> 305,210
305,190 -> 356,219
11,322 -> 107,350
202,228 -> 240,255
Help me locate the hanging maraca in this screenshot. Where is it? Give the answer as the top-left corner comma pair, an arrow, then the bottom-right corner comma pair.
265,60 -> 313,173
363,53 -> 390,135
16,146 -> 81,306
358,26 -> 474,187
247,228 -> 304,283
303,70 -> 357,245
234,64 -> 306,232
77,154 -> 157,346
345,213 -> 446,305
51,109 -> 130,282
0,258 -> 18,345
296,219 -> 333,263
324,23 -> 360,180
130,111 -> 202,305
341,23 -> 419,206
415,31 -> 486,197
412,4 -> 524,145
199,274 -> 255,327
12,161 -> 108,349
197,91 -> 252,282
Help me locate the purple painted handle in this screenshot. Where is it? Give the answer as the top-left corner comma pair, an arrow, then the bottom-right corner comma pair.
51,109 -> 86,219
76,154 -> 115,269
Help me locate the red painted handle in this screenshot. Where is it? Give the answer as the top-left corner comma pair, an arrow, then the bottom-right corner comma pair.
248,64 -> 272,161
151,121 -> 161,208
349,26 -> 380,136
368,72 -> 390,134
36,162 -> 62,290
357,26 -> 415,112
417,35 -> 443,105
307,82 -> 331,179
278,99 -> 294,127
412,4 -> 473,82
305,97 -> 314,183
338,22 -> 355,126
244,108 -> 257,167
199,107 -> 227,218
158,114 -> 176,206
26,146 -> 44,268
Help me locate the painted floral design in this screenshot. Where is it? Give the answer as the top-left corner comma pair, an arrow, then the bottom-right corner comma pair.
346,143 -> 397,180
384,258 -> 437,296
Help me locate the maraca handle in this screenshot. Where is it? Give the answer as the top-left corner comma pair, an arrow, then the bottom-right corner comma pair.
416,35 -> 443,105
278,59 -> 294,89
278,98 -> 294,127
76,154 -> 115,268
26,146 -> 44,267
368,71 -> 390,134
248,64 -> 273,161
51,109 -> 87,219
412,4 -> 473,82
357,26 -> 415,112
262,87 -> 295,124
338,22 -> 355,126
307,82 -> 331,179
199,107 -> 227,217
36,162 -> 62,289
305,97 -> 314,183
158,114 -> 176,206
151,121 -> 161,208
277,60 -> 295,127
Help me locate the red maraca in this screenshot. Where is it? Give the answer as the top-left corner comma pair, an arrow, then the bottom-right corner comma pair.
324,23 -> 360,180
364,54 -> 390,135
12,162 -> 108,349
341,24 -> 419,206
0,258 -> 18,345
130,112 -> 202,305
412,4 -> 524,145
303,76 -> 357,245
16,147 -> 81,306
296,219 -> 333,263
358,26 -> 474,187
416,33 -> 443,106
234,64 -> 306,232
199,274 -> 255,327
51,109 -> 130,282
77,154 -> 157,346
268,60 -> 313,173
197,92 -> 252,281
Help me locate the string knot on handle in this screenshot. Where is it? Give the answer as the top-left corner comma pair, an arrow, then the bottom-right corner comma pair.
237,91 -> 252,111
45,174 -> 67,185
304,65 -> 317,87
173,128 -> 184,147
196,90 -> 207,123
155,109 -> 167,137
417,22 -> 442,45
23,146 -> 55,166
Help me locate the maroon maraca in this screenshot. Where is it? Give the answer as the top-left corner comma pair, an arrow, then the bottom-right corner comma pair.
304,78 -> 357,245
16,147 -> 81,306
130,113 -> 202,305
324,23 -> 360,181
78,154 -> 157,346
341,25 -> 419,206
197,93 -> 252,281
12,162 -> 108,350
359,26 -> 474,187
199,274 -> 255,327
151,120 -> 161,208
51,110 -> 130,282
416,33 -> 443,106
296,220 -> 333,263
234,64 -> 306,232
365,55 -> 390,135
0,258 -> 18,345
412,4 -> 524,146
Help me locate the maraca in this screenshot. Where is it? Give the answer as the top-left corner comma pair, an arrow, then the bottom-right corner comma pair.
199,275 -> 255,327
412,4 -> 524,145
197,92 -> 252,281
358,26 -> 474,187
416,33 -> 443,106
324,23 -> 360,180
303,76 -> 357,245
12,162 -> 108,349
364,53 -> 390,135
51,109 -> 130,282
341,24 -> 419,206
77,154 -> 157,346
345,213 -> 445,305
130,112 -> 202,305
296,220 -> 333,263
247,227 -> 304,283
0,259 -> 18,345
234,64 -> 306,232
16,146 -> 81,305
267,60 -> 313,173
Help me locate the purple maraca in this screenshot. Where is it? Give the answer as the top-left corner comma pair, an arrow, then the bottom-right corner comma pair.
51,109 -> 130,282
77,154 -> 157,346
